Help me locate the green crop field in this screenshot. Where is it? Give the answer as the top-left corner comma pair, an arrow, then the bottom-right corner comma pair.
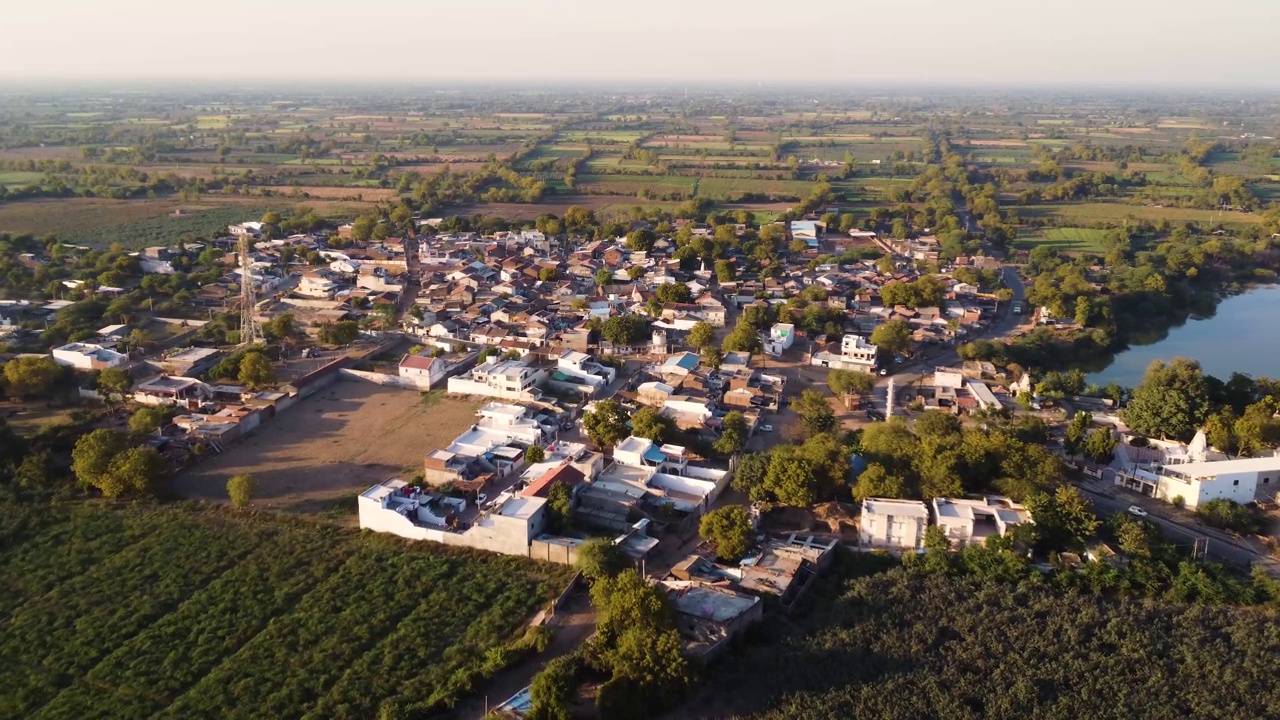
1021,201 -> 1263,228
1014,227 -> 1110,252
0,502 -> 572,720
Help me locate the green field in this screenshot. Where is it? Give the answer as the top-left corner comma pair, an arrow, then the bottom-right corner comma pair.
0,502 -> 572,720
1021,202 -> 1263,228
1014,227 -> 1110,252
690,567 -> 1280,719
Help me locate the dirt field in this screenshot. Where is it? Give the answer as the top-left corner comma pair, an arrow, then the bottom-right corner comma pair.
172,380 -> 481,509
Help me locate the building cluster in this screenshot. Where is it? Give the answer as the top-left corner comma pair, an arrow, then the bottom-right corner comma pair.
1114,430 -> 1280,510
858,495 -> 1034,552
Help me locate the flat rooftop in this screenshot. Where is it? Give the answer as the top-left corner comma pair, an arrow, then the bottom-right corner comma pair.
667,583 -> 760,624
497,495 -> 545,520
1164,455 -> 1280,479
863,498 -> 929,518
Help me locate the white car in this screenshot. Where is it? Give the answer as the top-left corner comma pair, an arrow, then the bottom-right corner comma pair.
476,493 -> 488,506
1127,505 -> 1148,518
759,424 -> 774,433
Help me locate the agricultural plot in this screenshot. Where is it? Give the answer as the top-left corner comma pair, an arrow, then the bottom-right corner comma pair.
696,177 -> 816,201
1020,201 -> 1262,228
0,502 -> 574,720
1013,227 -> 1110,253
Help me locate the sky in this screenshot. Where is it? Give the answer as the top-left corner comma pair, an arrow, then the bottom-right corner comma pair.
3,0 -> 1279,88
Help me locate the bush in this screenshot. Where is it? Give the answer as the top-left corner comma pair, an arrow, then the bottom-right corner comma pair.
227,474 -> 255,509
1197,498 -> 1263,534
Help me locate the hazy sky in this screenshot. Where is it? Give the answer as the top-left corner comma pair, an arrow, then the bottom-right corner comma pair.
3,0 -> 1279,87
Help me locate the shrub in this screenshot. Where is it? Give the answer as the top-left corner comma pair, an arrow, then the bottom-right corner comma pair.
227,474 -> 255,509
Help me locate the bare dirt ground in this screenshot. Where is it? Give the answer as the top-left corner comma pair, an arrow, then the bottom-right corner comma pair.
171,381 -> 481,509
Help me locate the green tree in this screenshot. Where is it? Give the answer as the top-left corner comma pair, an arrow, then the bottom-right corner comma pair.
525,445 -> 546,463
98,446 -> 166,499
792,389 -> 836,434
1025,485 -> 1099,552
687,321 -> 716,350
851,462 -> 907,501
626,229 -> 656,252
97,367 -> 133,398
714,259 -> 735,282
870,320 -> 912,356
1122,358 -> 1209,441
731,452 -> 771,501
3,355 -> 65,400
1083,428 -> 1117,465
1064,411 -> 1093,456
128,405 -> 172,436
528,655 -> 579,720
722,320 -> 762,353
630,407 -> 675,443
583,399 -> 630,448
595,268 -> 613,287
713,411 -> 747,455
71,429 -> 127,491
263,313 -> 296,341
545,481 -> 573,534
699,505 -> 753,562
576,537 -> 631,581
227,473 -> 255,509
828,369 -> 873,407
319,320 -> 360,345
914,410 -> 961,439
538,267 -> 558,282
237,351 -> 276,388
627,265 -> 647,281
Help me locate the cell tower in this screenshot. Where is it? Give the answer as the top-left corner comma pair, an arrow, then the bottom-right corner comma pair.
239,235 -> 263,345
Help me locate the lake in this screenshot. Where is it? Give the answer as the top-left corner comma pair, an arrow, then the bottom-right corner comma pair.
1088,284 -> 1280,387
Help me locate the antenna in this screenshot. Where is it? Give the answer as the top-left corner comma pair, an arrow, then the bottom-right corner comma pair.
239,234 -> 263,346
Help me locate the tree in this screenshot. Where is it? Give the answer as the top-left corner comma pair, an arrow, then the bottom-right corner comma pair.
237,351 -> 276,388
713,411 -> 747,455
654,282 -> 691,304
97,446 -> 166,499
583,399 -> 630,448
914,410 -> 962,439
1083,427 -> 1117,464
263,313 -> 296,341
1064,411 -> 1093,456
870,320 -> 912,356
545,481 -> 573,534
731,452 -> 771,501
97,367 -> 132,398
525,445 -> 546,463
3,355 -> 64,400
227,473 -> 255,509
538,267 -> 558,282
595,268 -> 614,287
71,429 -> 126,491
722,320 -> 762,353
577,537 -> 631,581
792,389 -> 836,434
630,407 -> 675,444
714,259 -> 735,282
828,369 -> 873,407
687,321 -> 716,350
764,451 -> 823,506
528,654 -> 579,720
700,505 -> 752,561
600,315 -> 650,347
128,406 -> 172,436
1123,358 -> 1209,441
627,265 -> 647,281
626,229 -> 656,252
851,462 -> 906,501
1025,485 -> 1099,552
319,320 -> 359,345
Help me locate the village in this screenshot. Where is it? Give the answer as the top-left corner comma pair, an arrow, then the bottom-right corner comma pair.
5,206 -> 1280,719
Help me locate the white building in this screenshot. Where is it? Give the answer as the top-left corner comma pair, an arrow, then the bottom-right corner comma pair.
357,478 -> 546,556
766,323 -> 795,356
859,498 -> 929,551
596,436 -> 730,513
298,270 -> 342,299
811,334 -> 878,372
549,350 -> 616,396
133,376 -> 213,409
447,359 -> 548,401
51,342 -> 128,370
932,496 -> 1032,548
398,352 -> 449,390
1124,456 -> 1280,509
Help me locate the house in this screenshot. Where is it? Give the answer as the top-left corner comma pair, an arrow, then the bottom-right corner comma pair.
549,350 -> 616,397
736,535 -> 835,611
859,498 -> 929,551
357,479 -> 548,556
811,334 -> 878,372
133,375 -> 213,409
766,323 -> 795,356
661,581 -> 763,659
1120,455 -> 1280,509
157,347 -> 223,378
229,221 -> 264,237
595,436 -> 731,513
521,463 -> 586,499
398,352 -> 451,390
932,496 -> 1032,547
298,270 -> 342,298
447,359 -> 548,401
51,342 -> 128,370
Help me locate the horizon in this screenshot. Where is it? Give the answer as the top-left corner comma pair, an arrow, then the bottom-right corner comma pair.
4,0 -> 1280,88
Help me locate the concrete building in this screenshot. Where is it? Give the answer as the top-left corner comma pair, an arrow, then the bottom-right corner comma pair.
157,347 -> 223,378
358,479 -> 549,557
662,581 -> 764,659
1122,455 -> 1280,509
398,352 -> 449,390
447,359 -> 548,401
931,496 -> 1032,548
596,436 -> 730,513
549,350 -> 615,397
765,323 -> 795,356
859,498 -> 929,551
134,375 -> 213,409
51,342 -> 128,370
811,334 -> 878,372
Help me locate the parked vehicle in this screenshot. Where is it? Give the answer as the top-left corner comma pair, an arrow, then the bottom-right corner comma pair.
759,424 -> 774,433
1127,505 -> 1148,518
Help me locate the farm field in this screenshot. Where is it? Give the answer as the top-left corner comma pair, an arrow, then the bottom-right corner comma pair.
679,568 -> 1280,719
172,381 -> 481,510
1013,227 -> 1110,252
1020,201 -> 1264,228
0,501 -> 573,720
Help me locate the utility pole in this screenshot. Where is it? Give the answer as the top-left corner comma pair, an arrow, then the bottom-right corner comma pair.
239,235 -> 263,346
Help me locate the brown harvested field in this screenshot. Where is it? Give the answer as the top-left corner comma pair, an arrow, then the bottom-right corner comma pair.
261,185 -> 399,201
172,381 -> 482,509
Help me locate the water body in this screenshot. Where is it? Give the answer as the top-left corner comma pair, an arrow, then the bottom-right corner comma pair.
1087,284 -> 1280,387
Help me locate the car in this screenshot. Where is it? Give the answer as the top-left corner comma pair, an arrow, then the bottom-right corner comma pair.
476,493 -> 488,506
759,424 -> 774,432
878,367 -> 889,376
1127,505 -> 1148,518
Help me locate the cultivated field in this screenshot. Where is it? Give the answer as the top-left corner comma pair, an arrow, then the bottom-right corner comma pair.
1014,227 -> 1110,252
172,381 -> 481,509
0,501 -> 573,720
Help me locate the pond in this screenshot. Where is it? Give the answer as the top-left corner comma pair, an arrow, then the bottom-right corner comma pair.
1087,284 -> 1280,387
